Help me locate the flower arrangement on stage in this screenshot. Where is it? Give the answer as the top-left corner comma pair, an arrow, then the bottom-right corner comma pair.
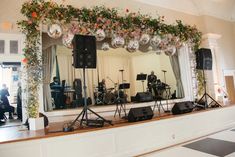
17,0 -> 202,118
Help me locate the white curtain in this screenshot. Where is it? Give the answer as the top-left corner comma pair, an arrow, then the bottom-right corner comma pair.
73,52 -> 131,102
42,45 -> 56,111
169,50 -> 185,98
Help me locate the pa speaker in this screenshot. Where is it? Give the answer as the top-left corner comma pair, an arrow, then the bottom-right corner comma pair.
135,92 -> 153,102
171,101 -> 194,115
128,106 -> 154,122
72,35 -> 97,68
195,48 -> 212,70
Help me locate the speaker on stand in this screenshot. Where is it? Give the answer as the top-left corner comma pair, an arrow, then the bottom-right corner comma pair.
195,48 -> 221,109
63,35 -> 112,132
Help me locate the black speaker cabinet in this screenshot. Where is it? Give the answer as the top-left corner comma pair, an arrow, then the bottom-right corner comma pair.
128,106 -> 154,122
72,35 -> 97,68
171,101 -> 194,115
135,92 -> 153,102
195,48 -> 212,70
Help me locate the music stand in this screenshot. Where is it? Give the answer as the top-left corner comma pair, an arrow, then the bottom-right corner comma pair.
114,83 -> 130,118
136,74 -> 147,92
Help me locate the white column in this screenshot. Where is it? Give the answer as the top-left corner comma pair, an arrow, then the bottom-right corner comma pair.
201,33 -> 221,100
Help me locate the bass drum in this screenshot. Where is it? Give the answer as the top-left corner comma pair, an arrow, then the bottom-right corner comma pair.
103,92 -> 116,104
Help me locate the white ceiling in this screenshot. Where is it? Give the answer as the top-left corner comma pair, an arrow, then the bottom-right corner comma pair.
134,0 -> 235,22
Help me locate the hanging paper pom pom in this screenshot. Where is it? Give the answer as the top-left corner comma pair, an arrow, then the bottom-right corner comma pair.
101,42 -> 110,51
139,34 -> 150,45
96,29 -> 106,41
62,32 -> 74,49
47,23 -> 63,39
126,39 -> 139,52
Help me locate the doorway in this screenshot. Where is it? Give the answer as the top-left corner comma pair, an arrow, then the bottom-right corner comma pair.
225,76 -> 235,104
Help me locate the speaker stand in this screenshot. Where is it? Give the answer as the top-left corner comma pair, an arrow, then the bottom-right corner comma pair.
64,68 -> 112,131
196,69 -> 221,109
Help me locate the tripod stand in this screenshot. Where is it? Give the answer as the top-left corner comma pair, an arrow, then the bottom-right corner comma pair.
114,83 -> 130,118
162,70 -> 170,113
64,68 -> 112,131
197,69 -> 221,109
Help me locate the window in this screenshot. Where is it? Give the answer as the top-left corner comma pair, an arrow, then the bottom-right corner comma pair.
10,40 -> 18,54
0,40 -> 5,54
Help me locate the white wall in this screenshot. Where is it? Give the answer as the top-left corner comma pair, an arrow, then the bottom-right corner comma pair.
1,106 -> 235,157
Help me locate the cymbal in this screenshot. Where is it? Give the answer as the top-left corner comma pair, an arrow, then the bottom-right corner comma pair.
119,69 -> 124,71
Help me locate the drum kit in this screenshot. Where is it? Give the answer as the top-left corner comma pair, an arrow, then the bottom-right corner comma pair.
94,83 -> 124,105
94,69 -> 129,105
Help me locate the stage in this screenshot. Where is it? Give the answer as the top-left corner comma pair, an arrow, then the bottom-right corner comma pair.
1,103 -> 235,157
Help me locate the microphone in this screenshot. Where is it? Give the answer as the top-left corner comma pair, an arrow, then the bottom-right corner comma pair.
119,69 -> 124,71
162,70 -> 167,72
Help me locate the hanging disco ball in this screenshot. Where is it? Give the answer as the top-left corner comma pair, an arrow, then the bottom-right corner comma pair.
112,36 -> 125,48
95,29 -> 106,41
164,46 -> 176,56
126,39 -> 139,52
101,42 -> 110,51
150,36 -> 161,47
139,34 -> 150,45
148,46 -> 153,51
62,32 -> 74,49
47,23 -> 63,39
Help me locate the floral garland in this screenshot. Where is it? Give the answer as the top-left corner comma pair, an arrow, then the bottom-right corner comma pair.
17,0 -> 202,118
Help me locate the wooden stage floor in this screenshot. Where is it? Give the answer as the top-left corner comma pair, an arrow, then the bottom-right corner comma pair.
0,104 -> 229,145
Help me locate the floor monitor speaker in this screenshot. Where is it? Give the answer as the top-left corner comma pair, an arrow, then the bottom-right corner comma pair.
128,106 -> 154,122
135,92 -> 153,102
171,101 -> 194,115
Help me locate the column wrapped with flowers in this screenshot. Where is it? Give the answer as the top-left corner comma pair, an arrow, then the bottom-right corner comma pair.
18,1 -> 42,118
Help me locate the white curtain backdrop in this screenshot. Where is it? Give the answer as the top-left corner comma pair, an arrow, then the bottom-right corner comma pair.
169,50 -> 185,98
42,45 -> 56,111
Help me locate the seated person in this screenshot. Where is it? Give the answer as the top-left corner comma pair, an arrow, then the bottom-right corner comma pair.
0,99 -> 5,123
0,84 -> 14,119
98,79 -> 106,93
50,76 -> 61,89
50,77 -> 65,109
